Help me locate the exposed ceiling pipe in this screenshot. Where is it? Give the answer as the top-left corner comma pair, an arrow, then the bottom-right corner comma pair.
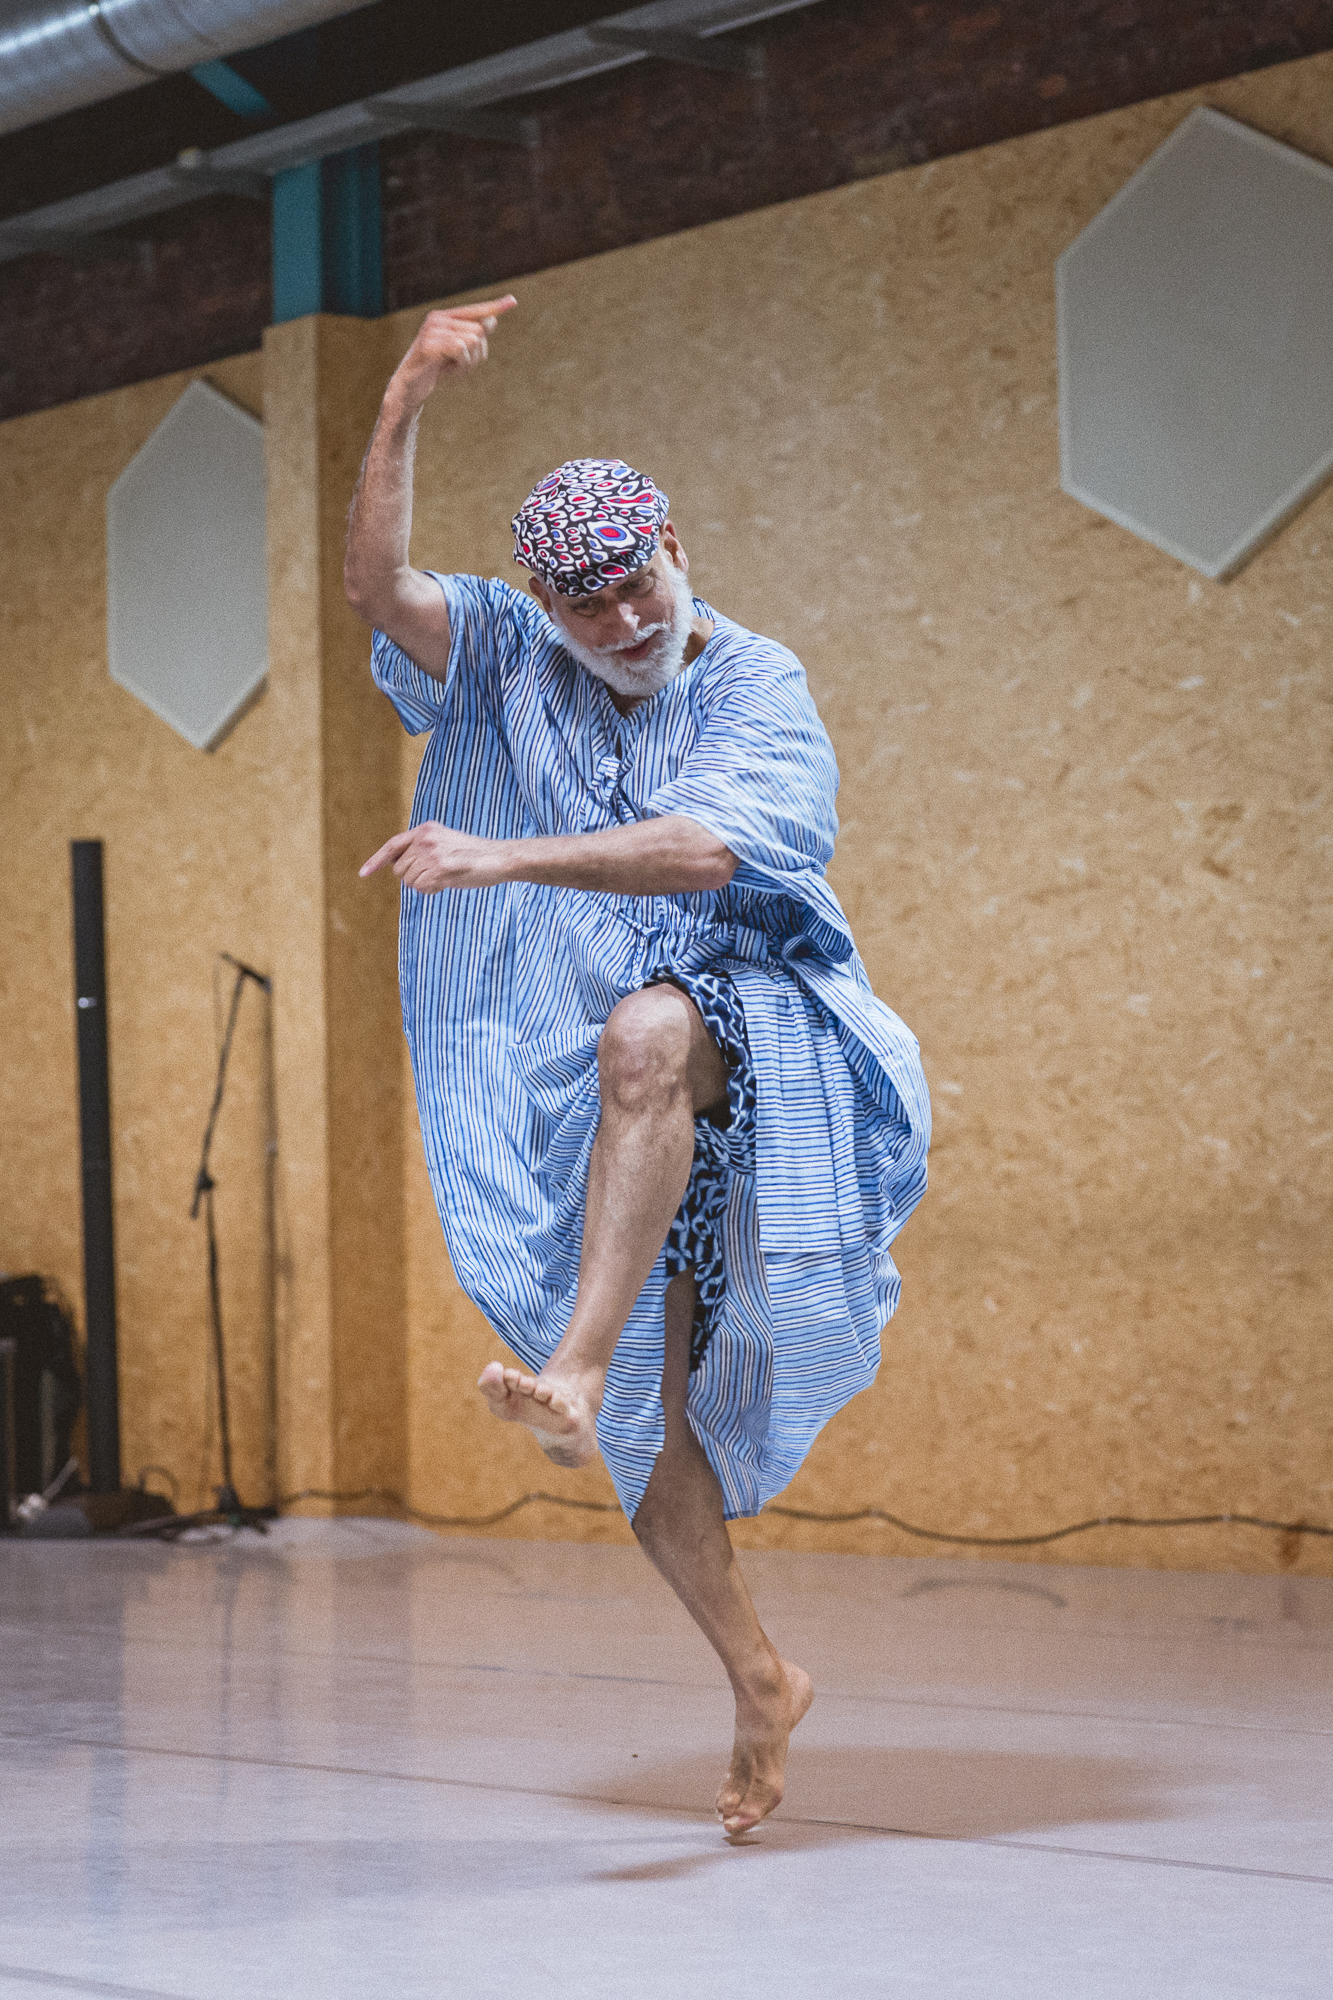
0,0 -> 823,265
0,0 -> 375,136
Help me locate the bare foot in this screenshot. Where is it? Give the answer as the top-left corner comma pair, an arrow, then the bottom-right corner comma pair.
476,1361 -> 602,1469
716,1657 -> 814,1837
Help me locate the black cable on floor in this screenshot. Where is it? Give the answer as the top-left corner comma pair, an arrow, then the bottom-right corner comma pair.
281,1487 -> 620,1528
278,1488 -> 1333,1545
761,1505 -> 1333,1546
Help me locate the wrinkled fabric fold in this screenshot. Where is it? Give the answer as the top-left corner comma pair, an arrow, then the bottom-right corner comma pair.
373,575 -> 930,1522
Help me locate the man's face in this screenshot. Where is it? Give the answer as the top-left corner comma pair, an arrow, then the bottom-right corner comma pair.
529,529 -> 697,700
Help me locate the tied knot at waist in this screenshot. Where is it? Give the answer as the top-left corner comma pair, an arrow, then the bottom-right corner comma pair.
617,914 -> 849,978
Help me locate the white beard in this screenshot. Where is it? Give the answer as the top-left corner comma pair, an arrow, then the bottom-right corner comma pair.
556,562 -> 698,701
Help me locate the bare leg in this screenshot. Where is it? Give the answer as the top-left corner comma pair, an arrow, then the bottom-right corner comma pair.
478,984 -> 728,1466
633,1274 -> 814,1836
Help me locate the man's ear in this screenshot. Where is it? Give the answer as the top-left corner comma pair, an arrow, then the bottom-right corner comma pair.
661,523 -> 688,573
527,574 -> 551,610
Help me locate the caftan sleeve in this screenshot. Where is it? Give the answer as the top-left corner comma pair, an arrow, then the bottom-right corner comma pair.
646,633 -> 856,965
370,572 -> 540,735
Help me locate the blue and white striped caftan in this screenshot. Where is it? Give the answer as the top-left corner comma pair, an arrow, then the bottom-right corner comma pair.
371,575 -> 930,1523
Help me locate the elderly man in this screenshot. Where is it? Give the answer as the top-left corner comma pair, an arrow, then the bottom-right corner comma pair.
346,297 -> 930,1837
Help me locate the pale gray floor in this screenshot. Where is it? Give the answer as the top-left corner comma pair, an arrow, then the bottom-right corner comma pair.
2,1519 -> 1330,1999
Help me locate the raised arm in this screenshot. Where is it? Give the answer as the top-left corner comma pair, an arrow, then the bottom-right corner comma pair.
344,296 -> 517,679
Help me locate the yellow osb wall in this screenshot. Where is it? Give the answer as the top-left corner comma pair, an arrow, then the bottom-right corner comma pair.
0,52 -> 1329,1571
0,353 -> 276,1508
0,320 -> 411,1519
390,52 -> 1333,1571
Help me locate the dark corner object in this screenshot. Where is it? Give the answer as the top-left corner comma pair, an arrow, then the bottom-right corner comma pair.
0,1275 -> 81,1497
7,842 -> 176,1538
0,1274 -> 171,1536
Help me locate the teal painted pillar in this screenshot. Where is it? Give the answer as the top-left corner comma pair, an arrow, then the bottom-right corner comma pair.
323,147 -> 383,317
271,145 -> 382,325
272,161 -> 323,322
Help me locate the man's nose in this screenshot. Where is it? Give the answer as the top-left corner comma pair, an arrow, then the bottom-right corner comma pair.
613,601 -> 641,635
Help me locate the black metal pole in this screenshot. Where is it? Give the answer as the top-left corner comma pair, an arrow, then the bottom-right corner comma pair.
190,959 -> 267,1523
115,953 -> 277,1543
71,840 -> 120,1496
203,1182 -> 239,1514
191,965 -> 246,1514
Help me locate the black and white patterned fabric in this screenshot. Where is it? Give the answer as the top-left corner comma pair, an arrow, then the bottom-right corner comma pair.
652,969 -> 758,1372
511,458 -> 669,596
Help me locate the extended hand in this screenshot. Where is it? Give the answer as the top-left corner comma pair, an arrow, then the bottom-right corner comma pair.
360,822 -> 507,893
393,296 -> 517,405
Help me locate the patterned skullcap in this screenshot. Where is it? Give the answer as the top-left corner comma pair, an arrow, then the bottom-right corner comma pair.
512,457 -> 669,597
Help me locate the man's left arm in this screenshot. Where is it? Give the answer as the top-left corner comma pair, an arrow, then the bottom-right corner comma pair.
360,814 -> 737,896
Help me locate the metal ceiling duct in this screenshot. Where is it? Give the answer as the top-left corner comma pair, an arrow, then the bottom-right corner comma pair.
0,0 -> 373,135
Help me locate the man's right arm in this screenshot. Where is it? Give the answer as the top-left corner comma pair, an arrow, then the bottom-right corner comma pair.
344,296 -> 517,682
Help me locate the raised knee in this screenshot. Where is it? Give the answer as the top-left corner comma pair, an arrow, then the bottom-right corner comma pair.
598,988 -> 691,1113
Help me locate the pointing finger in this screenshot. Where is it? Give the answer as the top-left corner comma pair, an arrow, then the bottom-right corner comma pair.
360,829 -> 415,878
447,296 -> 517,323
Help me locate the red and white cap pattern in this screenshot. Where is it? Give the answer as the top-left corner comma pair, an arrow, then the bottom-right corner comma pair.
512,458 -> 669,596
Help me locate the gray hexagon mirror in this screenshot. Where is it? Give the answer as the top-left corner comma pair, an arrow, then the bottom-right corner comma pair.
107,379 -> 267,749
1058,106 -> 1333,579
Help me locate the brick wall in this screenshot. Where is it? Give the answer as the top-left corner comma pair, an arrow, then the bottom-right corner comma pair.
2,0 -> 1331,420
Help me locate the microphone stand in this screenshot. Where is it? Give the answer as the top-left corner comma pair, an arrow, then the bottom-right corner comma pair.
126,955 -> 276,1540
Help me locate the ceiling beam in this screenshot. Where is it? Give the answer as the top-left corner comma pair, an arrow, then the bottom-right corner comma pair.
0,0 -> 823,265
586,24 -> 765,77
361,100 -> 541,149
168,149 -> 269,201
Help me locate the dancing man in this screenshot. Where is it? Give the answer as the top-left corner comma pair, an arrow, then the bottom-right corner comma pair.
346,297 -> 930,1836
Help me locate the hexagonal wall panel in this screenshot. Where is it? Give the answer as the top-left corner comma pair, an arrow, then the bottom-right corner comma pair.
1057,107 -> 1333,579
107,379 -> 267,749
